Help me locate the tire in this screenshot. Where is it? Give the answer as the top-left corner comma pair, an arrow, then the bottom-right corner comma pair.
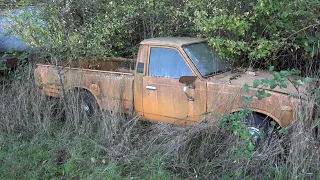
243,112 -> 270,144
78,91 -> 98,118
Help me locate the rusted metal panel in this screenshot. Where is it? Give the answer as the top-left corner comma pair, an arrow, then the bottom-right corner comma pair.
142,74 -> 206,125
34,37 -> 301,128
35,63 -> 134,114
133,44 -> 148,115
206,70 -> 299,94
206,83 -> 297,127
139,43 -> 208,125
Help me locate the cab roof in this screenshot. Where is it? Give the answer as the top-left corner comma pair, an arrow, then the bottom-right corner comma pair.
140,37 -> 206,47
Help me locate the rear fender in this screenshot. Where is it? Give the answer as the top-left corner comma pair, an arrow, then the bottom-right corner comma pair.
68,87 -> 101,109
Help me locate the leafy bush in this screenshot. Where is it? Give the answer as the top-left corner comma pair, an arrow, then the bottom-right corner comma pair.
5,0 -> 195,63
5,0 -> 319,70
191,0 -> 320,69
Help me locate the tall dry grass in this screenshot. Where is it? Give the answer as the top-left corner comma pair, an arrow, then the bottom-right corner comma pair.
0,67 -> 319,179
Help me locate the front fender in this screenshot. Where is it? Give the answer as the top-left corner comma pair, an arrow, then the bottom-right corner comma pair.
207,83 -> 297,127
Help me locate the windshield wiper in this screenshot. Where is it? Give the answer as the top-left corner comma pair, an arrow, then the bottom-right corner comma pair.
204,71 -> 215,77
204,70 -> 225,78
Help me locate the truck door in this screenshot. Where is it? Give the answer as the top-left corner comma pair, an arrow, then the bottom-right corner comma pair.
142,46 -> 206,125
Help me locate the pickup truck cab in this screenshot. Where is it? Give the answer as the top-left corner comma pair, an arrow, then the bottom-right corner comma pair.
35,37 -> 297,127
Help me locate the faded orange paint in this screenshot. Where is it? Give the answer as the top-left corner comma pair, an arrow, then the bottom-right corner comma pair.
35,37 -> 299,127
206,83 -> 297,127
35,63 -> 135,114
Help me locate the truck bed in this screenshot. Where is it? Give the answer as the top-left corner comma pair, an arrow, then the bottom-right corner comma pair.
55,57 -> 136,73
35,58 -> 135,114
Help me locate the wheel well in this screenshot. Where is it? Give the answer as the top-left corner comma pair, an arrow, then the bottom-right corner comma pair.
72,87 -> 92,94
250,111 -> 281,127
231,109 -> 280,127
69,87 -> 100,108
250,112 -> 276,125
252,112 -> 272,121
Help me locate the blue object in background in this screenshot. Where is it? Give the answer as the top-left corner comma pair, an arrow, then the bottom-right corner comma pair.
0,9 -> 31,52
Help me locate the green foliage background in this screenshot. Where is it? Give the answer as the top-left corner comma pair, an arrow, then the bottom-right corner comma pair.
3,0 -> 320,70
1,1 -> 320,179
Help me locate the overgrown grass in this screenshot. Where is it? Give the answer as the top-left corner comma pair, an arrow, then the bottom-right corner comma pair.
0,130 -> 176,179
0,68 -> 319,179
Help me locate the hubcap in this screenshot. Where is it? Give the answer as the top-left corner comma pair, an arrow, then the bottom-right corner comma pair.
247,126 -> 261,141
81,103 -> 90,114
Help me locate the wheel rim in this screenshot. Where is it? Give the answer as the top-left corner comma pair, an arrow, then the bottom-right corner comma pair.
82,103 -> 90,112
247,126 -> 262,141
81,100 -> 91,117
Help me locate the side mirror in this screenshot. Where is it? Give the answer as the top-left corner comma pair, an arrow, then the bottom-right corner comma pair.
179,76 -> 197,101
179,76 -> 197,85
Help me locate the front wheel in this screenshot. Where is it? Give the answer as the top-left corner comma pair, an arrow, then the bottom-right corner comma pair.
243,113 -> 270,144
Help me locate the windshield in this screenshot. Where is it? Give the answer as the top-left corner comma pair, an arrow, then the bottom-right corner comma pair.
183,42 -> 230,77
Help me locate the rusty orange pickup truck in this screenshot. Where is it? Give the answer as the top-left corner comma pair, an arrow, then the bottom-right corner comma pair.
35,37 -> 298,131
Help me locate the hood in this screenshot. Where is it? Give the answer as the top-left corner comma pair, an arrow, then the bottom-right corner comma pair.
205,70 -> 300,94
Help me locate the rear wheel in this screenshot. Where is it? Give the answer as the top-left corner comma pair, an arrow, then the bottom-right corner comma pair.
78,91 -> 98,118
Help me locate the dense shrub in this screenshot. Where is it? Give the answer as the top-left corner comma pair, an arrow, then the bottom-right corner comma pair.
1,1 -> 320,178
192,0 -> 320,70
3,0 -> 319,71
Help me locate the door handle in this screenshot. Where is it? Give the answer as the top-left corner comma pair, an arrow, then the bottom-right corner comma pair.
146,86 -> 157,90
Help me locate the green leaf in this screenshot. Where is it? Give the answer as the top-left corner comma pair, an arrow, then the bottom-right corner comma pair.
253,79 -> 260,88
274,72 -> 281,81
304,77 -> 314,83
231,147 -> 238,151
270,121 -> 276,127
256,90 -> 271,100
280,70 -> 290,77
261,78 -> 271,87
290,69 -> 301,75
279,128 -> 289,135
247,142 -> 255,151
304,45 -> 313,52
306,87 -> 313,93
257,90 -> 266,100
280,83 -> 288,88
294,80 -> 304,86
241,95 -> 254,104
234,170 -> 242,177
240,130 -> 249,140
280,77 -> 288,82
269,66 -> 274,72
269,79 -> 277,89
243,84 -> 250,92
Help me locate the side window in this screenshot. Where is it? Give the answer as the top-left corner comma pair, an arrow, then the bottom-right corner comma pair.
149,47 -> 194,78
